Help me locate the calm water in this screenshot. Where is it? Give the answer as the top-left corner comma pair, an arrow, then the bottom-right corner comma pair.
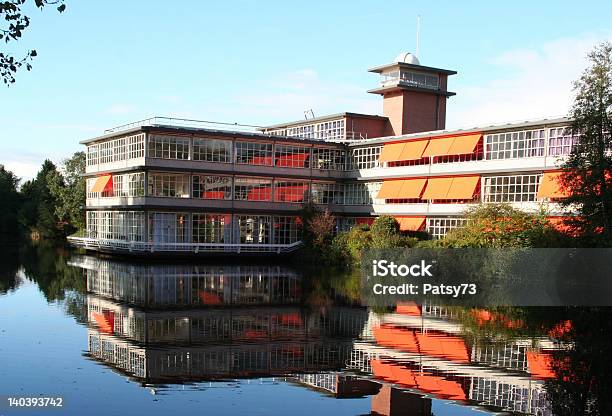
1,242 -> 611,415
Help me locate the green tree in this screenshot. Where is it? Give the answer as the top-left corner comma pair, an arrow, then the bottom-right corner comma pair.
431,203 -> 565,248
560,42 -> 612,244
19,159 -> 61,238
1,0 -> 66,84
47,151 -> 85,233
0,165 -> 20,239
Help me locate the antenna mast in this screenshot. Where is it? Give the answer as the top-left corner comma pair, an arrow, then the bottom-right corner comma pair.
416,15 -> 421,59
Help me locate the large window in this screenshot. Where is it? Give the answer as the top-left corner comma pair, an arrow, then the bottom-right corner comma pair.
343,183 -> 372,205
193,137 -> 232,163
86,145 -> 99,166
484,130 -> 545,160
311,182 -> 343,204
483,174 -> 542,203
85,211 -> 145,241
192,213 -> 231,243
147,173 -> 190,198
192,175 -> 232,200
275,144 -> 310,168
273,217 -> 302,244
237,215 -> 271,244
548,127 -> 579,156
381,70 -> 439,90
312,147 -> 346,170
127,134 -> 145,159
86,133 -> 144,166
148,135 -> 190,160
234,177 -> 272,201
350,146 -> 381,170
426,217 -> 468,239
274,180 -> 309,203
148,212 -> 189,244
235,141 -> 273,165
285,119 -> 346,141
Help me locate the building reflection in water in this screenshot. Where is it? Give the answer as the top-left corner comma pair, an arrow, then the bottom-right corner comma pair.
71,255 -> 571,416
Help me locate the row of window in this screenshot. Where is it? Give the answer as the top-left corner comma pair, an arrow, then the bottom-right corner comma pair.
368,126 -> 579,167
86,173 -> 145,199
86,133 -> 145,166
379,173 -> 552,204
88,172 -> 381,205
89,172 -> 559,206
86,127 -> 581,177
266,119 -> 347,141
85,211 -> 302,245
381,70 -> 440,90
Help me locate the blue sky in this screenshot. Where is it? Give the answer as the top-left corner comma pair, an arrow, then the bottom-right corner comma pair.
1,0 -> 611,180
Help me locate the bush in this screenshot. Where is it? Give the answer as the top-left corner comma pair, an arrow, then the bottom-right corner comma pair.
431,203 -> 568,248
370,215 -> 402,248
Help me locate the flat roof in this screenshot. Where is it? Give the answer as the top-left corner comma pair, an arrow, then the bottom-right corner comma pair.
260,112 -> 387,130
368,62 -> 457,75
79,124 -> 347,147
348,116 -> 571,147
367,84 -> 456,96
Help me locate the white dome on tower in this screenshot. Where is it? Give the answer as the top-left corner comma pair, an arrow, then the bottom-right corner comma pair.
394,52 -> 420,65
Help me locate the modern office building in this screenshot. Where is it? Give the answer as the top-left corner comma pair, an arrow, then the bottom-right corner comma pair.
69,52 -> 573,254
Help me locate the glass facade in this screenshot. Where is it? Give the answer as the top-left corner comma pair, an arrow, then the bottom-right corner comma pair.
236,141 -> 273,165
86,211 -> 302,246
311,182 -> 343,204
548,127 -> 579,156
484,129 -> 545,160
274,180 -> 309,203
148,135 -> 190,160
483,174 -> 542,203
234,177 -> 272,201
87,172 -> 145,199
274,144 -> 310,168
192,175 -> 232,200
147,173 -> 190,198
193,137 -> 232,163
192,213 -> 231,243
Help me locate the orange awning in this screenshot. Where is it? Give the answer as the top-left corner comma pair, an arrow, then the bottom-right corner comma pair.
378,143 -> 405,162
446,176 -> 480,199
379,140 -> 428,162
421,177 -> 454,199
422,134 -> 482,157
377,180 -> 405,199
398,140 -> 428,161
538,172 -> 568,199
422,137 -> 455,157
395,216 -> 426,231
448,134 -> 482,155
378,179 -> 427,199
398,178 -> 427,199
91,175 -> 112,193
